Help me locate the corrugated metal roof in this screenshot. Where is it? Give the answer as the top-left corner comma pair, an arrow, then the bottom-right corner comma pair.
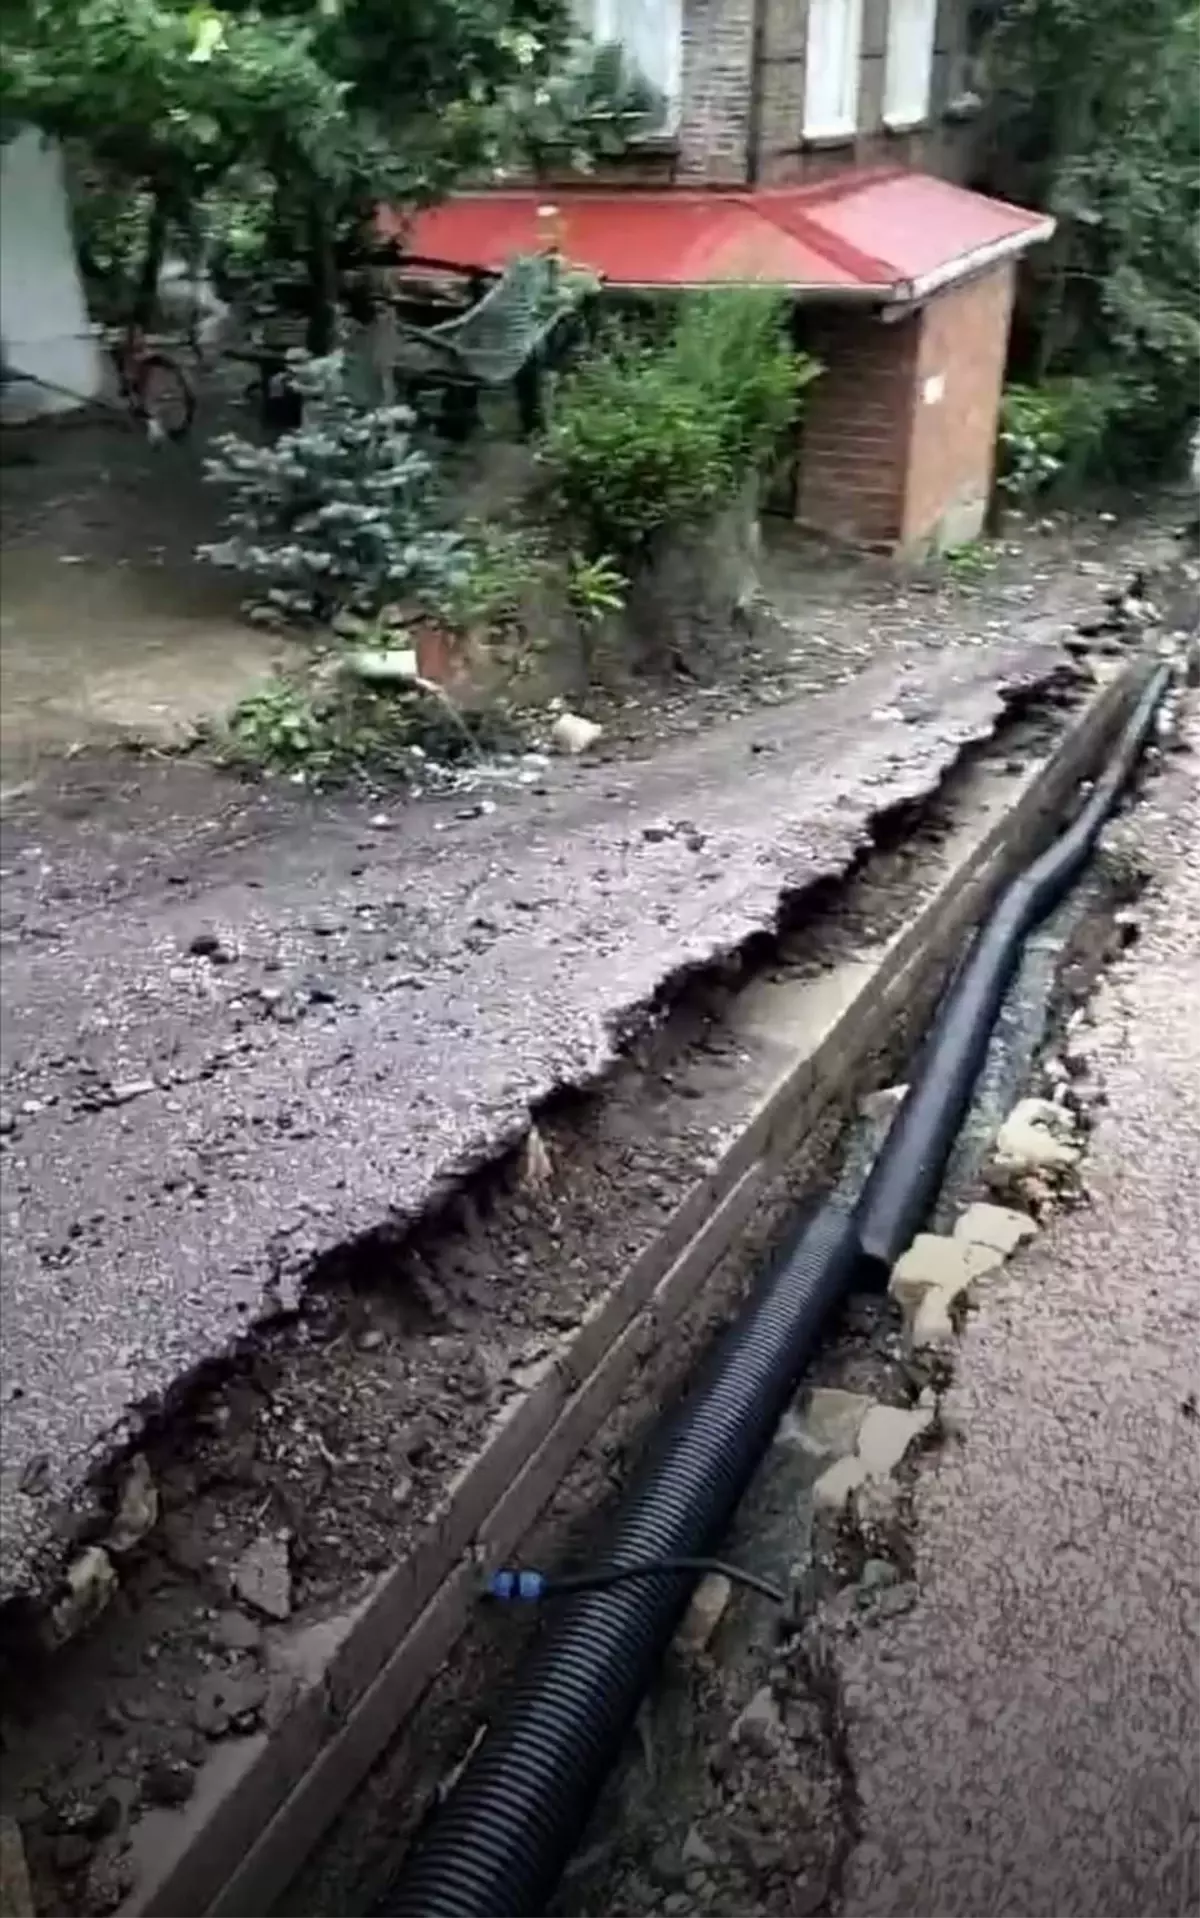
383,168 -> 1053,298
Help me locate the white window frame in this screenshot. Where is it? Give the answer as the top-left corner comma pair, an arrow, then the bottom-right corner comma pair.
803,0 -> 865,142
592,0 -> 683,134
884,0 -> 938,129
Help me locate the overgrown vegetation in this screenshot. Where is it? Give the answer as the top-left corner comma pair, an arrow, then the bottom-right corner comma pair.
198,354 -> 465,622
219,666 -> 511,781
538,289 -> 819,563
3,0 -> 669,342
984,0 -> 1199,485
997,376 -> 1130,500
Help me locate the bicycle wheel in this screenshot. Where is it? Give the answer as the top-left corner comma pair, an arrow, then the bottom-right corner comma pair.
133,353 -> 196,442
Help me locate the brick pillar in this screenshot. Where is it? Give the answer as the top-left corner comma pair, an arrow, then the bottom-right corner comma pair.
795,261 -> 1017,555
795,306 -> 919,549
901,262 -> 1015,551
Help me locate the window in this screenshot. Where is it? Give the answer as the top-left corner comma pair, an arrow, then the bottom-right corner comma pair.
884,0 -> 938,128
592,0 -> 683,132
803,0 -> 865,141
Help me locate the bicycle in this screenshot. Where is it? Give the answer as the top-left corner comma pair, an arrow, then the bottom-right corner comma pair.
103,322 -> 196,441
0,321 -> 196,443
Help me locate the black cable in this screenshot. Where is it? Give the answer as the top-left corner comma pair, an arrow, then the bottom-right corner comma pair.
487,1556 -> 785,1605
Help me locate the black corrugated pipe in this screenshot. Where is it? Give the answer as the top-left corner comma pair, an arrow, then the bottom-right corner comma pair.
380,1202 -> 860,1918
854,661 -> 1170,1277
380,662 -> 1170,1918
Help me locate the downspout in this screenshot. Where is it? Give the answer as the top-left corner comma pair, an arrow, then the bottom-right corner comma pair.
744,0 -> 770,183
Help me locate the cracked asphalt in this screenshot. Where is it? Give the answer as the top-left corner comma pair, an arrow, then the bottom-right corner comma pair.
0,638 -> 1068,1608
839,711 -> 1200,1917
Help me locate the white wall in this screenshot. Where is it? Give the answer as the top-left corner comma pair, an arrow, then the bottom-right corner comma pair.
1,128 -> 104,415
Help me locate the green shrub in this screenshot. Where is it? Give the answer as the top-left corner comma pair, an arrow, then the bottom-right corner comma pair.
997,374 -> 1131,501
539,289 -> 819,559
198,354 -> 465,623
220,668 -> 511,782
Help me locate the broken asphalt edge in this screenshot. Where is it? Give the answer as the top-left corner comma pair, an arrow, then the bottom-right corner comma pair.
113,661 -> 1153,1918
0,644 -> 1072,1607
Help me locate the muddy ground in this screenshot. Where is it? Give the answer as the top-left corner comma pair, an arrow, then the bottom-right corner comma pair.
1,634 -> 1087,1611
0,465 -> 1191,1915
0,691 -> 1078,1918
282,703 -> 1155,1918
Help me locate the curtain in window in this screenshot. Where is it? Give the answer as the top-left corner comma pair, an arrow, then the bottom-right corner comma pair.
593,0 -> 683,124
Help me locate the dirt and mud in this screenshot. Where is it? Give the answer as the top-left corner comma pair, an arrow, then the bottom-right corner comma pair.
1,635 -> 1090,1612
0,685 -> 1086,1918
282,702 -> 1169,1918
0,489 -> 1192,1916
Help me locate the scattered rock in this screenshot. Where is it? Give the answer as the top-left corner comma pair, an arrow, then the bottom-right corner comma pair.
857,1557 -> 899,1599
856,1403 -> 933,1477
0,1109 -> 14,1138
303,977 -> 338,1006
232,1533 -> 292,1621
681,1826 -> 717,1869
733,1685 -> 782,1754
0,1818 -> 34,1917
106,1453 -> 158,1556
889,1233 -> 1003,1313
992,1096 -> 1079,1175
858,1083 -> 908,1125
140,1758 -> 196,1809
812,1455 -> 869,1513
550,712 -> 603,755
109,1079 -> 156,1107
346,646 -> 419,684
855,1474 -> 902,1530
187,930 -> 234,963
45,1546 -> 117,1647
212,1608 -> 263,1653
676,1573 -> 732,1653
953,1201 -> 1038,1257
82,1844 -> 136,1916
1112,906 -> 1141,948
910,1292 -> 955,1351
877,1582 -> 919,1619
517,1124 -> 553,1190
798,1387 -> 872,1459
193,1667 -> 268,1738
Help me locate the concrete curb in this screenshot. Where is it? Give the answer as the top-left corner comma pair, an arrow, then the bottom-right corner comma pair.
120,661 -> 1151,1918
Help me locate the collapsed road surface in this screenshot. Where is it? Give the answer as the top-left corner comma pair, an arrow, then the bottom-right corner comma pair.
0,636 -> 1074,1610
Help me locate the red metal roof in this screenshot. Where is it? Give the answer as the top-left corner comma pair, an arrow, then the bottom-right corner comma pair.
383,168 -> 1053,299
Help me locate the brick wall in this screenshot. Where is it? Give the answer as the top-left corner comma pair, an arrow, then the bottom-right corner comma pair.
678,0 -> 758,182
537,0 -> 979,191
794,261 -> 1015,553
901,260 -> 1015,548
688,0 -> 977,187
794,304 -> 919,547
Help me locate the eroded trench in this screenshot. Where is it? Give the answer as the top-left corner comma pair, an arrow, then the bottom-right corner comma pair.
0,665 -> 1174,1918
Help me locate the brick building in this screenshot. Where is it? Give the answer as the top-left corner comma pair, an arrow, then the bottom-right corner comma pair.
400,0 -> 1053,555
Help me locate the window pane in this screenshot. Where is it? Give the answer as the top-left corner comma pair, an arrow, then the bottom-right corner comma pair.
884,0 -> 938,126
593,0 -> 682,127
804,0 -> 865,138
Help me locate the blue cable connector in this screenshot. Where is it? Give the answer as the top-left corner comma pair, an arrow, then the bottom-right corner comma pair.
488,1568 -> 547,1602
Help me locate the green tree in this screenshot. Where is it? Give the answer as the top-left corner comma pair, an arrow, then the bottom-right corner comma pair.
983,0 -> 1200,470
1,0 -> 659,339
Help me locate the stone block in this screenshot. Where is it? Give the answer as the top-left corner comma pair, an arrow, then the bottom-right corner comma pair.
889,1232 -> 1003,1310
799,1386 -> 872,1458
813,1455 -> 869,1512
857,1403 -> 934,1476
953,1201 -> 1037,1256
